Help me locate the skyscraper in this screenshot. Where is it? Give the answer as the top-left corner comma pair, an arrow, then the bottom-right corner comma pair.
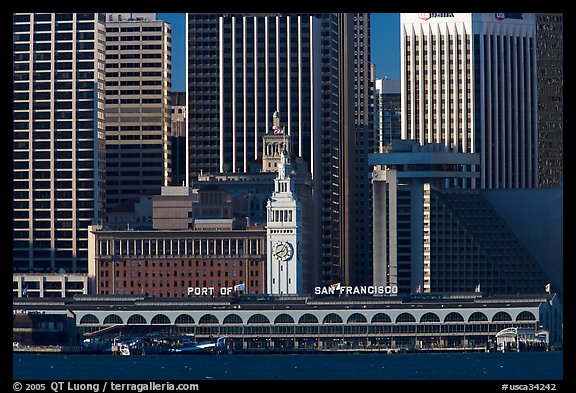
170,91 -> 187,187
186,13 -> 322,177
338,13 -> 374,287
13,13 -> 106,273
536,13 -> 563,187
374,78 -> 401,152
186,13 -> 372,289
401,13 -> 539,189
104,13 -> 172,212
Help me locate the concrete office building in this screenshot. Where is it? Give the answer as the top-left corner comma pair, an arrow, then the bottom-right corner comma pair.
536,13 -> 563,187
370,141 -> 559,296
370,140 -> 480,294
13,13 -> 106,273
104,13 -> 172,211
401,13 -> 539,189
152,186 -> 196,230
13,273 -> 89,298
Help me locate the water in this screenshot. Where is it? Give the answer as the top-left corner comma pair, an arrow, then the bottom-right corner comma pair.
13,352 -> 563,380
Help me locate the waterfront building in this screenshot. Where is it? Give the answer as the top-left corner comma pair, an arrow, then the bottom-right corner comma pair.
536,13 -> 563,187
87,225 -> 266,297
13,13 -> 106,273
13,292 -> 563,351
104,13 -> 172,211
401,13 -> 539,189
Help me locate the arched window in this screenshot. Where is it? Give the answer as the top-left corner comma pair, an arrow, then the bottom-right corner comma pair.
420,312 -> 441,323
298,313 -> 319,324
395,313 -> 416,323
247,314 -> 270,324
347,313 -> 368,324
175,314 -> 195,324
151,314 -> 171,324
444,312 -> 465,323
223,314 -> 243,324
492,312 -> 513,322
468,312 -> 488,322
79,314 -> 99,325
199,314 -> 219,324
371,313 -> 392,323
516,311 -> 536,321
322,313 -> 343,324
127,314 -> 147,325
274,314 -> 295,324
103,314 -> 123,325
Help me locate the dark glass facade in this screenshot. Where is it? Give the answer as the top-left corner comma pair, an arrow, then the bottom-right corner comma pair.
536,13 -> 563,187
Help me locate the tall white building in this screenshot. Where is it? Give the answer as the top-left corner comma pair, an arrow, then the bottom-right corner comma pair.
266,151 -> 303,295
401,13 -> 538,189
13,13 -> 106,273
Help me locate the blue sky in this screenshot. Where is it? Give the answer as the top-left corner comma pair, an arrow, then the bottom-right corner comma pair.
158,13 -> 401,93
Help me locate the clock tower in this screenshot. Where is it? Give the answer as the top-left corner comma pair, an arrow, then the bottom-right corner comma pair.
266,148 -> 302,295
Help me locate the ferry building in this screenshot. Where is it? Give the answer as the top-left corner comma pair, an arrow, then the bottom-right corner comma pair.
13,292 -> 562,351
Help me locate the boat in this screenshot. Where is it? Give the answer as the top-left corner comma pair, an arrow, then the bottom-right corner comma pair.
106,334 -> 230,355
495,327 -> 549,352
169,336 -> 230,354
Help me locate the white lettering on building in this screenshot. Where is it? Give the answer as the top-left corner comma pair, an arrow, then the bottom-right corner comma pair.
187,286 -> 235,296
313,285 -> 398,296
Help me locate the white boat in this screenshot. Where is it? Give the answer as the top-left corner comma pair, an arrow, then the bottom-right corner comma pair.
169,336 -> 230,354
110,335 -> 230,355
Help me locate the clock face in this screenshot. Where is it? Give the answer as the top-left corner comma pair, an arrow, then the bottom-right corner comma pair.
273,241 -> 293,261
